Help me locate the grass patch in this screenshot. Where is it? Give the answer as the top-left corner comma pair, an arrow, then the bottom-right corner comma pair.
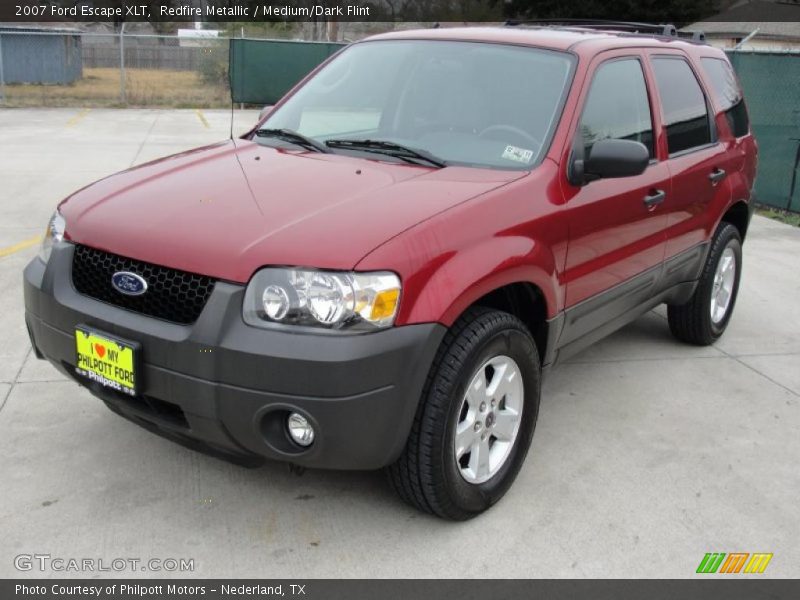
1,68 -> 230,108
757,205 -> 800,227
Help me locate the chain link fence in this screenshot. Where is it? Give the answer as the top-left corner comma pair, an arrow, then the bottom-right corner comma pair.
0,22 -> 404,109
0,28 -> 230,108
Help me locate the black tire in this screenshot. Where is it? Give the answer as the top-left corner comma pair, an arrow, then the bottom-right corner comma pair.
668,222 -> 742,346
387,307 -> 541,520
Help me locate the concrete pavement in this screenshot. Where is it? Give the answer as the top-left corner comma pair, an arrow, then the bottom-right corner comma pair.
0,109 -> 798,578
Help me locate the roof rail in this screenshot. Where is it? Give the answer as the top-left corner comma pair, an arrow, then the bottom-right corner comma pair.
506,20 -> 675,35
504,19 -> 706,44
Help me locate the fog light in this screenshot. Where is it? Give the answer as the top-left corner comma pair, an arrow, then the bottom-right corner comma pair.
287,412 -> 315,447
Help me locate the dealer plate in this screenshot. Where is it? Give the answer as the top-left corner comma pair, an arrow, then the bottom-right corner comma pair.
75,327 -> 138,396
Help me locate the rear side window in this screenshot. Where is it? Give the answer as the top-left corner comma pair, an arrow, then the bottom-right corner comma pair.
652,58 -> 712,155
701,57 -> 750,137
580,59 -> 654,158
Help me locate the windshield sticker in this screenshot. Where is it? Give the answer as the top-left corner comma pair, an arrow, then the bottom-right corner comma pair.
501,145 -> 534,164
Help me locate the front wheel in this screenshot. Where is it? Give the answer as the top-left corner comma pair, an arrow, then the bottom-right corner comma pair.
387,308 -> 540,520
668,222 -> 743,345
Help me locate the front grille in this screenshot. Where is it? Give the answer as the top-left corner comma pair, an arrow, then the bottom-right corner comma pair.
71,244 -> 216,324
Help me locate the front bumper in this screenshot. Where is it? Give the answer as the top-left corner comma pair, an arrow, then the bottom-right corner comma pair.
24,244 -> 445,470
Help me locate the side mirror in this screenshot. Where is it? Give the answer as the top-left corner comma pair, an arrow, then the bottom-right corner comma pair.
258,105 -> 274,121
569,139 -> 649,186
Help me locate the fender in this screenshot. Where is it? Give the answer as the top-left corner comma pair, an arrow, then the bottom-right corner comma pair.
353,158 -> 567,328
397,235 -> 558,327
706,119 -> 757,240
709,163 -> 754,240
703,175 -> 735,239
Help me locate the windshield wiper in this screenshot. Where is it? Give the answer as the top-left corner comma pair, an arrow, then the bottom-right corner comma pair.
254,128 -> 329,153
325,139 -> 447,168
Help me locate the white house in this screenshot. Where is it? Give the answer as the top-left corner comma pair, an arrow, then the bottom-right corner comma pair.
683,0 -> 800,51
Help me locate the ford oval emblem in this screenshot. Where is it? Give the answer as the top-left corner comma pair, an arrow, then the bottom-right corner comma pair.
111,271 -> 148,296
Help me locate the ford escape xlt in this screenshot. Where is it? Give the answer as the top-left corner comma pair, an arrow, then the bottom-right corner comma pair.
24,24 -> 756,520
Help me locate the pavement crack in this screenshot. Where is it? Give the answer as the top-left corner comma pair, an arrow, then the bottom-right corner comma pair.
716,346 -> 800,399
0,347 -> 32,415
564,354 -> 728,366
0,386 -> 10,414
129,111 -> 161,167
722,351 -> 800,358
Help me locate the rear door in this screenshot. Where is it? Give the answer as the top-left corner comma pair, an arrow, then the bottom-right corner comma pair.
559,51 -> 670,347
645,51 -> 732,263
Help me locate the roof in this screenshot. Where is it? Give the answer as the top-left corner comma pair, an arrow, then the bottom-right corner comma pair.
367,25 -> 709,53
682,1 -> 800,39
0,23 -> 82,34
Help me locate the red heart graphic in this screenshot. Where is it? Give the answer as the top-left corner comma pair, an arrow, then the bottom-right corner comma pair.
94,344 -> 106,358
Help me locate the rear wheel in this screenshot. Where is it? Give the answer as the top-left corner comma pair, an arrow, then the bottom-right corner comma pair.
668,222 -> 742,345
387,307 -> 540,520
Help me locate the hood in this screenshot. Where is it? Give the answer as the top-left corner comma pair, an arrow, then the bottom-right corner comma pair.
61,139 -> 523,283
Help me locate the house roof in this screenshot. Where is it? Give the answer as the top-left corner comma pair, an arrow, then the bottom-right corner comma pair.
0,23 -> 82,34
682,1 -> 800,39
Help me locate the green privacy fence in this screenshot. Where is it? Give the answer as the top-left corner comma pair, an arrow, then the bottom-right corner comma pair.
229,38 -> 345,105
728,51 -> 800,213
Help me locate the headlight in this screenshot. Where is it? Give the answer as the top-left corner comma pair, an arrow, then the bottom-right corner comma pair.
39,210 -> 66,263
243,268 -> 401,333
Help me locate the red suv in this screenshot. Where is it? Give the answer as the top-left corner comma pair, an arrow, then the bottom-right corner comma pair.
24,24 -> 756,520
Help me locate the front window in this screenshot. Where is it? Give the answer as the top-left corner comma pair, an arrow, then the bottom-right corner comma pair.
579,58 -> 655,159
258,40 -> 575,169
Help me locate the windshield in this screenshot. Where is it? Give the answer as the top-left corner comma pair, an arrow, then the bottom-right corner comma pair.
259,40 -> 575,170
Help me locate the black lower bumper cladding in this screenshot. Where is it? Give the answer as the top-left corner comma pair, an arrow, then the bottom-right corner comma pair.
23,243 -> 445,470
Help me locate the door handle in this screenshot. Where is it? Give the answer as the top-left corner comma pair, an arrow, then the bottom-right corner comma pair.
708,168 -> 727,185
643,189 -> 666,209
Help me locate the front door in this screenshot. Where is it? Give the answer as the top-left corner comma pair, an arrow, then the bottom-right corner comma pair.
559,52 -> 670,349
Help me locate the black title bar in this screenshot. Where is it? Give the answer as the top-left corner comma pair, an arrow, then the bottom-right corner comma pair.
2,0 -> 799,23
4,579 -> 800,600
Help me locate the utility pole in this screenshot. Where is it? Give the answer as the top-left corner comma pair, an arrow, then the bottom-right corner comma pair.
119,22 -> 127,104
0,33 -> 5,104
